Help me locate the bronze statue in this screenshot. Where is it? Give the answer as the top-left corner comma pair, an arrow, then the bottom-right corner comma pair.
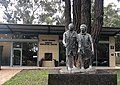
62,23 -> 78,71
78,24 -> 94,69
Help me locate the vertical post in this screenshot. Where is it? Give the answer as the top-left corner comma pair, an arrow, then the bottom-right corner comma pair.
0,46 -> 3,70
109,36 -> 115,67
95,49 -> 98,66
10,42 -> 13,66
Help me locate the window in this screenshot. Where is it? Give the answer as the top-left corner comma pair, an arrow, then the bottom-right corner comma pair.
93,43 -> 109,66
100,35 -> 109,41
44,53 -> 52,61
12,34 -> 38,39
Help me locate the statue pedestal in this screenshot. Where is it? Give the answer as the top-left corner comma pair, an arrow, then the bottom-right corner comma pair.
59,67 -> 96,74
48,69 -> 117,85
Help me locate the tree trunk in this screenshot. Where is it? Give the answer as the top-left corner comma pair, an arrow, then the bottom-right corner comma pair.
91,0 -> 104,44
73,0 -> 81,67
81,0 -> 91,34
65,0 -> 71,30
73,0 -> 81,32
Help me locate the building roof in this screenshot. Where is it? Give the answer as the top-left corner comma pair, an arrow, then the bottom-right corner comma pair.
0,24 -> 120,36
0,24 -> 65,35
101,27 -> 120,36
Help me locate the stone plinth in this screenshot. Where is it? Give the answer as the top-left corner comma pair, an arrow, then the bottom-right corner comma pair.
48,73 -> 117,85
42,61 -> 55,67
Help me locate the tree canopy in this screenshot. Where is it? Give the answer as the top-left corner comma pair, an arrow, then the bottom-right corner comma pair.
0,0 -> 120,27
0,0 -> 65,25
104,3 -> 120,27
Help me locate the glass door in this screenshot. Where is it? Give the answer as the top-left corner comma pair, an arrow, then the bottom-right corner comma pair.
13,48 -> 22,66
116,52 -> 120,65
93,43 -> 109,66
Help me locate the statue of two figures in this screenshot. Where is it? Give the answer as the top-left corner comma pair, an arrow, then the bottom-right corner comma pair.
63,23 -> 94,72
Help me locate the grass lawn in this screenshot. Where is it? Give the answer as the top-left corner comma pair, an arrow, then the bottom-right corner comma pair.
3,70 -> 48,85
3,70 -> 120,85
117,72 -> 120,85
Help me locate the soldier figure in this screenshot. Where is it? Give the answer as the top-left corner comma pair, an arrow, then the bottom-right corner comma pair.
78,24 -> 94,69
62,23 -> 78,71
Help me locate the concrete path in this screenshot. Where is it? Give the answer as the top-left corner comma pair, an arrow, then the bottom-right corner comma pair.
2,66 -> 120,70
1,66 -> 64,70
0,69 -> 21,85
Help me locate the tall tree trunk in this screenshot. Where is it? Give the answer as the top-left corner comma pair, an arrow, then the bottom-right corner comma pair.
65,0 -> 71,30
73,0 -> 81,32
81,0 -> 91,34
91,0 -> 104,44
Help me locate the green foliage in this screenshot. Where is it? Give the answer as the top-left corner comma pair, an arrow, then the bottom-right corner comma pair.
38,0 -> 65,25
3,70 -> 48,85
0,0 -> 65,25
1,0 -> 119,26
103,3 -> 120,27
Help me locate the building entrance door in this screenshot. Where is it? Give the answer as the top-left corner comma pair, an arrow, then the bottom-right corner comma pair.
13,48 -> 22,66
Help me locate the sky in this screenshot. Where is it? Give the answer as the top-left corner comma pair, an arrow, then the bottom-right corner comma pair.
0,0 -> 120,23
104,0 -> 120,7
